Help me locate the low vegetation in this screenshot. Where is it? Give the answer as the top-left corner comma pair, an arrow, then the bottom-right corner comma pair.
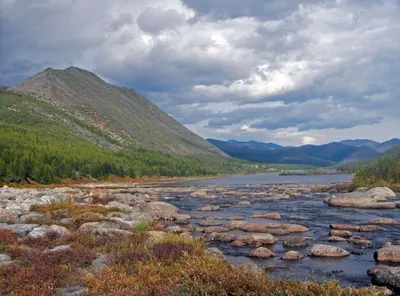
352,151 -> 400,190
0,227 -> 387,296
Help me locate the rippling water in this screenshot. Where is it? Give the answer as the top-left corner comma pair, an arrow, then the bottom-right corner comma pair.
165,174 -> 399,288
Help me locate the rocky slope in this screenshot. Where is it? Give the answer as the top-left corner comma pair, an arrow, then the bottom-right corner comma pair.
10,67 -> 224,156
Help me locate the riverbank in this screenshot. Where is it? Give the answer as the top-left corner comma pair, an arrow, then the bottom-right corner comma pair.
0,181 -> 397,295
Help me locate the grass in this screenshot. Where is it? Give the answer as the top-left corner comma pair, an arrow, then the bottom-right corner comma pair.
133,221 -> 151,233
0,226 -> 389,296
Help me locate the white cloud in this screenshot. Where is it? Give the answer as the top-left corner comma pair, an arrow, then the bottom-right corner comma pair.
302,136 -> 317,145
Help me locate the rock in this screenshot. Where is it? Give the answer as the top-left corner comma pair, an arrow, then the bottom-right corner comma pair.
283,237 -> 308,248
73,212 -> 105,222
325,189 -> 396,209
111,193 -> 151,205
359,225 -> 386,232
166,226 -> 186,234
308,244 -> 350,258
79,221 -> 121,232
226,221 -> 308,234
136,201 -> 180,219
189,190 -> 216,199
330,224 -> 360,231
395,201 -> 400,208
56,286 -> 89,296
288,216 -> 308,221
0,223 -> 39,237
199,220 -> 224,227
106,201 -> 134,212
208,233 -> 236,242
367,187 -> 396,199
0,213 -> 19,223
28,225 -> 70,239
46,245 -> 71,253
227,216 -> 246,221
368,265 -> 400,292
250,213 -> 281,220
249,247 -> 276,258
174,214 -> 191,225
91,253 -> 109,273
329,230 -> 352,238
91,228 -> 134,239
205,216 -> 224,220
18,212 -> 46,223
328,236 -> 347,242
375,246 -> 400,263
282,251 -> 304,260
0,254 -> 12,262
231,240 -> 246,247
146,231 -> 168,244
200,205 -> 220,211
191,215 -> 205,219
196,226 -> 230,233
206,247 -> 226,260
367,218 -> 399,225
348,238 -> 372,247
236,201 -> 250,206
354,187 -> 369,192
250,233 -> 278,246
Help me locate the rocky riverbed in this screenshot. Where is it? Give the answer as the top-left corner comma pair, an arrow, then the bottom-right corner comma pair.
0,182 -> 399,295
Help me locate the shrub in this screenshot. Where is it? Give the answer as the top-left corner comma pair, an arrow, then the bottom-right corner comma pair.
133,221 -> 151,233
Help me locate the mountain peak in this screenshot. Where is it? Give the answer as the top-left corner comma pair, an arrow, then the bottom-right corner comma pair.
10,67 -> 225,156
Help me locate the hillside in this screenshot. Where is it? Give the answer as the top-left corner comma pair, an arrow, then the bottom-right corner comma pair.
340,139 -> 380,150
352,146 -> 400,187
375,138 -> 400,153
208,139 -> 379,167
10,67 -> 224,156
1,91 -> 239,183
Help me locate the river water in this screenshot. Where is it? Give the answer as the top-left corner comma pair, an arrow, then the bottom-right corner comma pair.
164,173 -> 400,289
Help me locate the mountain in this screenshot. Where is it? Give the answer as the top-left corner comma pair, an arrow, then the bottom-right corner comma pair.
10,67 -> 224,156
340,139 -> 380,150
208,139 -> 379,167
209,139 -> 283,150
375,138 -> 400,153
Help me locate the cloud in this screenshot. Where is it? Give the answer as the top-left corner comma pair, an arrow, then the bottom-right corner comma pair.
0,0 -> 399,146
302,136 -> 317,145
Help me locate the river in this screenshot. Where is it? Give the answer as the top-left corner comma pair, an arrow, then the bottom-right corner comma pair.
162,173 -> 399,289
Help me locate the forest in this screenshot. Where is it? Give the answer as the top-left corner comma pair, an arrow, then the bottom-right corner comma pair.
0,92 -> 256,184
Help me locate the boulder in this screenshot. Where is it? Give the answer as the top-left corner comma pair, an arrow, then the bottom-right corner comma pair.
348,238 -> 372,247
226,221 -> 308,234
200,205 -> 220,211
196,226 -> 229,233
205,216 -> 224,220
206,247 -> 226,260
79,221 -> 121,232
18,212 -> 46,223
146,231 -> 168,244
330,224 -> 360,231
227,216 -> 246,221
174,214 -> 191,225
106,201 -> 134,212
91,253 -> 109,273
249,247 -> 276,258
250,233 -> 278,246
359,225 -> 386,232
325,188 -> 396,209
288,216 -> 308,221
28,225 -> 70,239
250,213 -> 281,220
208,233 -> 236,242
46,245 -> 71,253
329,230 -> 352,238
91,228 -> 135,239
375,246 -> 400,263
368,265 -> 400,292
56,286 -> 89,296
111,193 -> 151,205
328,236 -> 347,242
236,201 -> 251,206
308,244 -> 350,258
367,187 -> 396,199
199,220 -> 224,227
367,218 -> 399,225
0,223 -> 39,237
282,251 -> 304,260
137,201 -> 179,219
283,237 -> 308,248
189,190 -> 216,199
0,254 -> 12,262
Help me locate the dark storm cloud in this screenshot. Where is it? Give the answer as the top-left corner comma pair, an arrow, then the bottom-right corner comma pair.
1,0 -> 399,145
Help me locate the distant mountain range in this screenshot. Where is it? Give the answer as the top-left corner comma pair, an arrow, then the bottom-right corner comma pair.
207,138 -> 400,167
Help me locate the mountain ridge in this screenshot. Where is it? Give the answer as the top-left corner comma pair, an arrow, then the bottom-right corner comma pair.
10,66 -> 225,156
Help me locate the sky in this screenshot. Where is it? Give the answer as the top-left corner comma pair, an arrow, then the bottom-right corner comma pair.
1,0 -> 399,146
